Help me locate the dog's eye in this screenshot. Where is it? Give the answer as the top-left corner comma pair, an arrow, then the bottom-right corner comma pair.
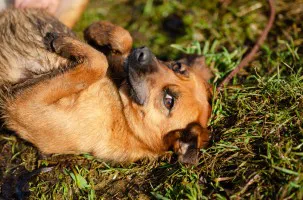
163,93 -> 175,110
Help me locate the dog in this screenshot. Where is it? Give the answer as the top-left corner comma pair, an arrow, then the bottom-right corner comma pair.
0,8 -> 212,164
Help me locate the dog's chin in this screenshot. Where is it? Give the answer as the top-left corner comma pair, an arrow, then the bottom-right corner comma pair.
122,58 -> 147,106
121,75 -> 145,106
127,78 -> 143,105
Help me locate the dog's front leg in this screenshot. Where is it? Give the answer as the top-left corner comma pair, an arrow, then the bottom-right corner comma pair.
12,35 -> 108,104
84,21 -> 133,76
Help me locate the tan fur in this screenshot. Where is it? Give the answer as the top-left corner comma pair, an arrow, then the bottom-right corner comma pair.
0,9 -> 212,164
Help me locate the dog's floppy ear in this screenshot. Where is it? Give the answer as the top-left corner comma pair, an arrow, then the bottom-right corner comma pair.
163,123 -> 211,165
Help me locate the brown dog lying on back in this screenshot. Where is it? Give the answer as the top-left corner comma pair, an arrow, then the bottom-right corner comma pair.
0,9 -> 212,164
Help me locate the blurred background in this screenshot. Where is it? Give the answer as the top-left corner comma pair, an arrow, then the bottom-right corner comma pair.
74,0 -> 302,84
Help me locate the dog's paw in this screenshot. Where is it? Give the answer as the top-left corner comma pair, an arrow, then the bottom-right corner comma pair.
44,32 -> 60,52
84,21 -> 132,56
44,34 -> 76,59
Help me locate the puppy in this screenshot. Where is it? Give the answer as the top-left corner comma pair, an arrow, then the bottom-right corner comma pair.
0,9 -> 212,164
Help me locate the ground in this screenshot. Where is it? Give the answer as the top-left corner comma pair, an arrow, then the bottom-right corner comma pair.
0,0 -> 302,199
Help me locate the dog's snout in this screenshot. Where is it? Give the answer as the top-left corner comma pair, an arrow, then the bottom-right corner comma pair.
135,47 -> 152,66
136,47 -> 149,64
125,47 -> 156,74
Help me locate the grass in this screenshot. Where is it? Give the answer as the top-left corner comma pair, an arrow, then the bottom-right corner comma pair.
1,0 -> 303,199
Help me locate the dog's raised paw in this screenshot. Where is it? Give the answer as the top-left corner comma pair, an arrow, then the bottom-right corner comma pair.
43,32 -> 59,52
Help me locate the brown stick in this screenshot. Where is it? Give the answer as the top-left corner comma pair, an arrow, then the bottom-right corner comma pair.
217,0 -> 275,92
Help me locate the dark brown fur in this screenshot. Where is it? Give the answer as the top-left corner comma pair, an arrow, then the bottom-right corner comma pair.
0,9 -> 212,164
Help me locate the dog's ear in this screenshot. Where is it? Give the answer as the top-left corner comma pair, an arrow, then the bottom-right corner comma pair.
179,55 -> 213,82
180,55 -> 213,120
163,123 -> 211,165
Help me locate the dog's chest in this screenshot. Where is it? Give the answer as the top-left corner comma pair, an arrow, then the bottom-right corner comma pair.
65,78 -> 125,129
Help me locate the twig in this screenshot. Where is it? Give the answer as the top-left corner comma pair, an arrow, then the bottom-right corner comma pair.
234,173 -> 261,199
217,0 -> 276,92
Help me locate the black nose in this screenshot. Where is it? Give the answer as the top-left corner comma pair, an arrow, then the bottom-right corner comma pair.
125,47 -> 156,74
135,47 -> 152,66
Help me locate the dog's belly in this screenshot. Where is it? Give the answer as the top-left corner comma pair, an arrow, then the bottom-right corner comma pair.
0,8 -> 74,85
5,77 -> 127,155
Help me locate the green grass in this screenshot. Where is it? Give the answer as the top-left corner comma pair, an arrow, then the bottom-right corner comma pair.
1,0 -> 303,199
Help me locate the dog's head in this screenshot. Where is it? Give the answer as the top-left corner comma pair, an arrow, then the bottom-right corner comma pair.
119,47 -> 212,164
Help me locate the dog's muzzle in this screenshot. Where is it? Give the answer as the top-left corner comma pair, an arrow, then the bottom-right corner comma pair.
124,47 -> 156,74
124,47 -> 157,105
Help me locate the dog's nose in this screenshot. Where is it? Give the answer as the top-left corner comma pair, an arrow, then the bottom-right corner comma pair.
135,47 -> 152,66
125,47 -> 156,74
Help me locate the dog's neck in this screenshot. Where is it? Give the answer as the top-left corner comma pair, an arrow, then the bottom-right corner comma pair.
85,79 -> 163,162
91,122 -> 161,162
